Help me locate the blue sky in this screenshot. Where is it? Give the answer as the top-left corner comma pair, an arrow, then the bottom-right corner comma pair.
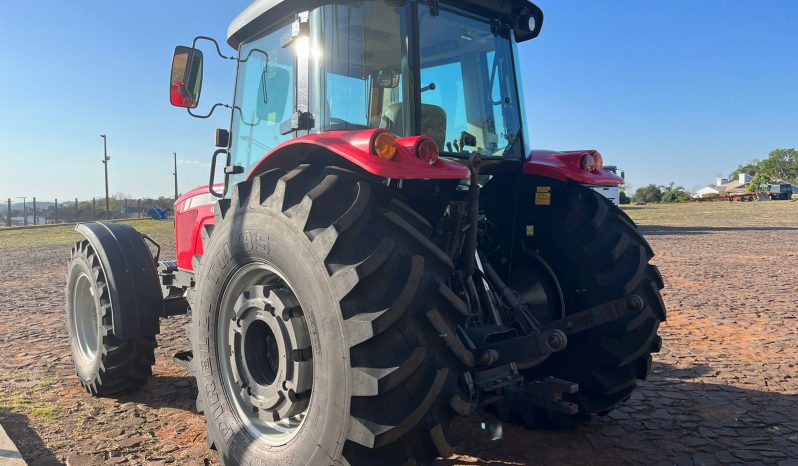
1,1 -> 796,199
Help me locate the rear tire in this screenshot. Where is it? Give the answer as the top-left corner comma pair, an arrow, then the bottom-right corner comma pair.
192,165 -> 468,465
65,239 -> 156,396
506,181 -> 665,428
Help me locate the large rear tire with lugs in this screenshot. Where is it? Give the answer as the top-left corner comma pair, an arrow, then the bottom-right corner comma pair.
505,180 -> 666,428
192,165 -> 469,466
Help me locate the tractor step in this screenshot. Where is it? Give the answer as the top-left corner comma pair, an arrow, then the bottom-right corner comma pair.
159,260 -> 179,273
173,350 -> 194,372
505,376 -> 579,415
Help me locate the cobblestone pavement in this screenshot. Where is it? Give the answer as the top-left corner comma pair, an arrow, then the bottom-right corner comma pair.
0,210 -> 796,465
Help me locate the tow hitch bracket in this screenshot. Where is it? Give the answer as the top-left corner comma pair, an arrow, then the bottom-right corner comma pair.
476,294 -> 646,367
505,377 -> 579,415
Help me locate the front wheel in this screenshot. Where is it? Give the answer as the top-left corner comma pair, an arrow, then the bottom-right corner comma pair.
65,240 -> 156,395
192,165 -> 468,465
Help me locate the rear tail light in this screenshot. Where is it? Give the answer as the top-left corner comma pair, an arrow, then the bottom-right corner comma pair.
416,139 -> 440,165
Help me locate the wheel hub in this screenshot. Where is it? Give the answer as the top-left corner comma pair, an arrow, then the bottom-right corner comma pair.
229,285 -> 312,423
72,273 -> 100,362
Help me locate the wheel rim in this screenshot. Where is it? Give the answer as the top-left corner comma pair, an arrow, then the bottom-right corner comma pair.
72,273 -> 100,361
218,262 -> 313,446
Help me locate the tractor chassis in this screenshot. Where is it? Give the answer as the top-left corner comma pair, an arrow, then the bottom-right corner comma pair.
142,152 -> 652,418
152,236 -> 647,415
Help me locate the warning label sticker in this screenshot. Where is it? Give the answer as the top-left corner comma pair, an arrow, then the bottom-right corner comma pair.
535,186 -> 551,206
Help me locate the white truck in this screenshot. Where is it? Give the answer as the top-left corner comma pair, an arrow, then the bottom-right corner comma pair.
590,165 -> 624,205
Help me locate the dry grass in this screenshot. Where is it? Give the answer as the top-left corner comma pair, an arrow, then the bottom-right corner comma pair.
0,220 -> 175,248
2,201 -> 795,249
623,200 -> 798,227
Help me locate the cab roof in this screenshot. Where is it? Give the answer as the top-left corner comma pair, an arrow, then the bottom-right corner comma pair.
228,0 -> 538,49
227,0 -> 300,48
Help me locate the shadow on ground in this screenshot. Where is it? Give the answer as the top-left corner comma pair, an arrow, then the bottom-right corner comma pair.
639,225 -> 798,236
438,361 -> 798,465
0,409 -> 62,465
114,375 -> 198,413
80,361 -> 798,465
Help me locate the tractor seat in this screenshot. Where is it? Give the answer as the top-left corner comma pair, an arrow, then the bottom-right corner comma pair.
380,103 -> 447,149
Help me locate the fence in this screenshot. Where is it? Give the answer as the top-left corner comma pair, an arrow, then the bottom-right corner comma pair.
2,196 -> 176,227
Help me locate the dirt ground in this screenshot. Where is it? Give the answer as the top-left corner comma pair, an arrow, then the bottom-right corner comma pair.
1,201 -> 796,465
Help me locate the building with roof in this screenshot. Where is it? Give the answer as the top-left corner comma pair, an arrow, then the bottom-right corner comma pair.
693,174 -> 753,198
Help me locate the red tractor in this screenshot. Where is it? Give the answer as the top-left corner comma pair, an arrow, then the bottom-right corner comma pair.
65,1 -> 665,464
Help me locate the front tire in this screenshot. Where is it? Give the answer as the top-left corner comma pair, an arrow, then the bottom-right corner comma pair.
192,165 -> 468,465
65,240 -> 156,395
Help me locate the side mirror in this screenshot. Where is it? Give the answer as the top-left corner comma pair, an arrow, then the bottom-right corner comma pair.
514,2 -> 544,42
170,46 -> 204,108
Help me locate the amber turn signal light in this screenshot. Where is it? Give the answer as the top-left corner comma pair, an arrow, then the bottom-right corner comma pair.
372,132 -> 398,160
593,152 -> 604,169
581,152 -> 603,172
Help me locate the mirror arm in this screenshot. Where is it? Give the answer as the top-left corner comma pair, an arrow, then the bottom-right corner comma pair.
192,36 -> 237,62
233,106 -> 263,127
239,48 -> 269,63
187,103 -> 231,119
187,103 -> 264,124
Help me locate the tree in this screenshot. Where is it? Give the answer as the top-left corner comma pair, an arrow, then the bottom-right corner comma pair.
632,184 -> 662,204
759,148 -> 798,183
745,172 -> 772,192
660,182 -> 691,203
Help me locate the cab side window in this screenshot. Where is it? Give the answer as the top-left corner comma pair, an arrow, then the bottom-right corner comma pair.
228,23 -> 296,189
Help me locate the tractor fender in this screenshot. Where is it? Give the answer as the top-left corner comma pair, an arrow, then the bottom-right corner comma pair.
524,150 -> 624,185
245,129 -> 470,181
74,222 -> 162,339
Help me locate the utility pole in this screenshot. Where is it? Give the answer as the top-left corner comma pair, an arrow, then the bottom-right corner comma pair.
32,197 -> 37,225
16,197 -> 27,226
101,134 -> 110,219
6,199 -> 10,227
173,152 -> 179,202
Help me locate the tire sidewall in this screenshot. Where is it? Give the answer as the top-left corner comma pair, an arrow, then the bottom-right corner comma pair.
65,253 -> 104,382
193,208 -> 350,465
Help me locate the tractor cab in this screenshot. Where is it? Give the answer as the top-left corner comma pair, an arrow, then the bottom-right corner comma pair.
171,0 -> 543,193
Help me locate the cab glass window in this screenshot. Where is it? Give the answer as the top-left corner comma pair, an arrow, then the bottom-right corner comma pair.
228,22 -> 296,189
419,7 -> 523,157
310,3 -> 413,134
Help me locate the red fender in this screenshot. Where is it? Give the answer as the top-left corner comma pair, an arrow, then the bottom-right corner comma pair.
524,150 -> 624,185
173,130 -> 470,271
